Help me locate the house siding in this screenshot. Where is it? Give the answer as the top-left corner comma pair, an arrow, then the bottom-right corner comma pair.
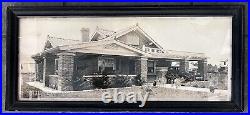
117,31 -> 158,50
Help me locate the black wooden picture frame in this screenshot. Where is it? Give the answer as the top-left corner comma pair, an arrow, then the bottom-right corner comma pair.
5,3 -> 246,112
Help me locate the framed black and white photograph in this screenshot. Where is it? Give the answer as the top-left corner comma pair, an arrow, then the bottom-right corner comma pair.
4,2 -> 247,112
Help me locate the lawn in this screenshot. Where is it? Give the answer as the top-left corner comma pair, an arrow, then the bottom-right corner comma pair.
21,84 -> 228,101
19,73 -> 229,101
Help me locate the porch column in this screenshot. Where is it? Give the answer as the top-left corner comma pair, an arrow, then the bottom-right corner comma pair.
198,59 -> 208,80
135,57 -> 148,83
42,57 -> 46,86
57,52 -> 75,91
179,59 -> 189,73
34,60 -> 39,82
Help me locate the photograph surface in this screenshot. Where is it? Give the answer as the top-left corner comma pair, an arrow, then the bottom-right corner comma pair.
18,17 -> 232,104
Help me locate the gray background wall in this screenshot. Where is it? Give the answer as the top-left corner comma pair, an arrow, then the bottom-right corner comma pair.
2,2 -> 248,112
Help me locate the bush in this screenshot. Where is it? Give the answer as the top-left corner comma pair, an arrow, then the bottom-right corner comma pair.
92,75 -> 111,89
73,77 -> 94,90
111,75 -> 133,88
134,74 -> 143,86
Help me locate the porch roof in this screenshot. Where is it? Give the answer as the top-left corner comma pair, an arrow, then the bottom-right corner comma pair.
148,50 -> 207,60
47,35 -> 81,47
32,39 -> 207,60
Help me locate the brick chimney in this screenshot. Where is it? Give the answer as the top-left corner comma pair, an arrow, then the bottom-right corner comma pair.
80,28 -> 90,42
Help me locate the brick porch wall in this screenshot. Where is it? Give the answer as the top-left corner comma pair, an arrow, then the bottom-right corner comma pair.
57,52 -> 75,91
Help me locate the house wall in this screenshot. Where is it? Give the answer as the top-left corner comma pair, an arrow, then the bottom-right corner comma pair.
73,55 -> 98,90
119,58 -> 129,74
156,59 -> 169,67
117,31 -> 158,50
117,31 -> 140,46
115,57 -> 135,75
73,55 -> 136,79
74,55 -> 99,76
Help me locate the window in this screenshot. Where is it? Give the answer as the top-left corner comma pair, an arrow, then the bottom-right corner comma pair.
145,48 -> 150,52
147,61 -> 155,74
55,59 -> 58,75
98,57 -> 115,74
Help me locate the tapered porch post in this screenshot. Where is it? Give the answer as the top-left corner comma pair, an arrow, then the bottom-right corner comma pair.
180,59 -> 189,73
57,52 -> 75,91
135,57 -> 148,83
198,59 -> 208,80
42,57 -> 46,86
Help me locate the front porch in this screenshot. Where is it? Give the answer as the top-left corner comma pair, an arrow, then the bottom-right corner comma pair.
33,51 -> 208,91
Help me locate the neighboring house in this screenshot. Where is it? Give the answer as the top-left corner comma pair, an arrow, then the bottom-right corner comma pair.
32,24 -> 208,91
219,59 -> 228,73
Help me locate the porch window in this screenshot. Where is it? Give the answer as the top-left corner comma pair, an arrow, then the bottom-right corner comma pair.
147,60 -> 155,74
55,59 -> 58,75
98,57 -> 115,74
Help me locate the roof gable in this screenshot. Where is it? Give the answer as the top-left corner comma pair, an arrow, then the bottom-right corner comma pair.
67,41 -> 147,57
90,24 -> 163,49
44,41 -> 53,50
91,27 -> 116,41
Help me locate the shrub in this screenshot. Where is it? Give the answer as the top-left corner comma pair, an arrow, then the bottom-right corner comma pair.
74,77 -> 94,90
112,75 -> 132,88
134,74 -> 143,86
92,75 -> 111,89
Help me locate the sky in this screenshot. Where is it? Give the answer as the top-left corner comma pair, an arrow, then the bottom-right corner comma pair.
19,17 -> 232,65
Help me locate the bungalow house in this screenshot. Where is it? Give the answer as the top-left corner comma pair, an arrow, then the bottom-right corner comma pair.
32,24 -> 208,91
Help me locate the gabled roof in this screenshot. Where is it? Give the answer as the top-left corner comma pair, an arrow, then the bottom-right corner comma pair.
148,50 -> 207,60
90,27 -> 116,41
114,24 -> 164,49
33,25 -> 208,60
90,24 -> 164,49
46,35 -> 81,48
96,27 -> 116,36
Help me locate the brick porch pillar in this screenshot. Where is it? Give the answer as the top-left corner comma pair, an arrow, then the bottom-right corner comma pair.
42,57 -> 47,86
135,57 -> 148,83
198,59 -> 208,80
179,59 -> 189,73
57,52 -> 75,91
